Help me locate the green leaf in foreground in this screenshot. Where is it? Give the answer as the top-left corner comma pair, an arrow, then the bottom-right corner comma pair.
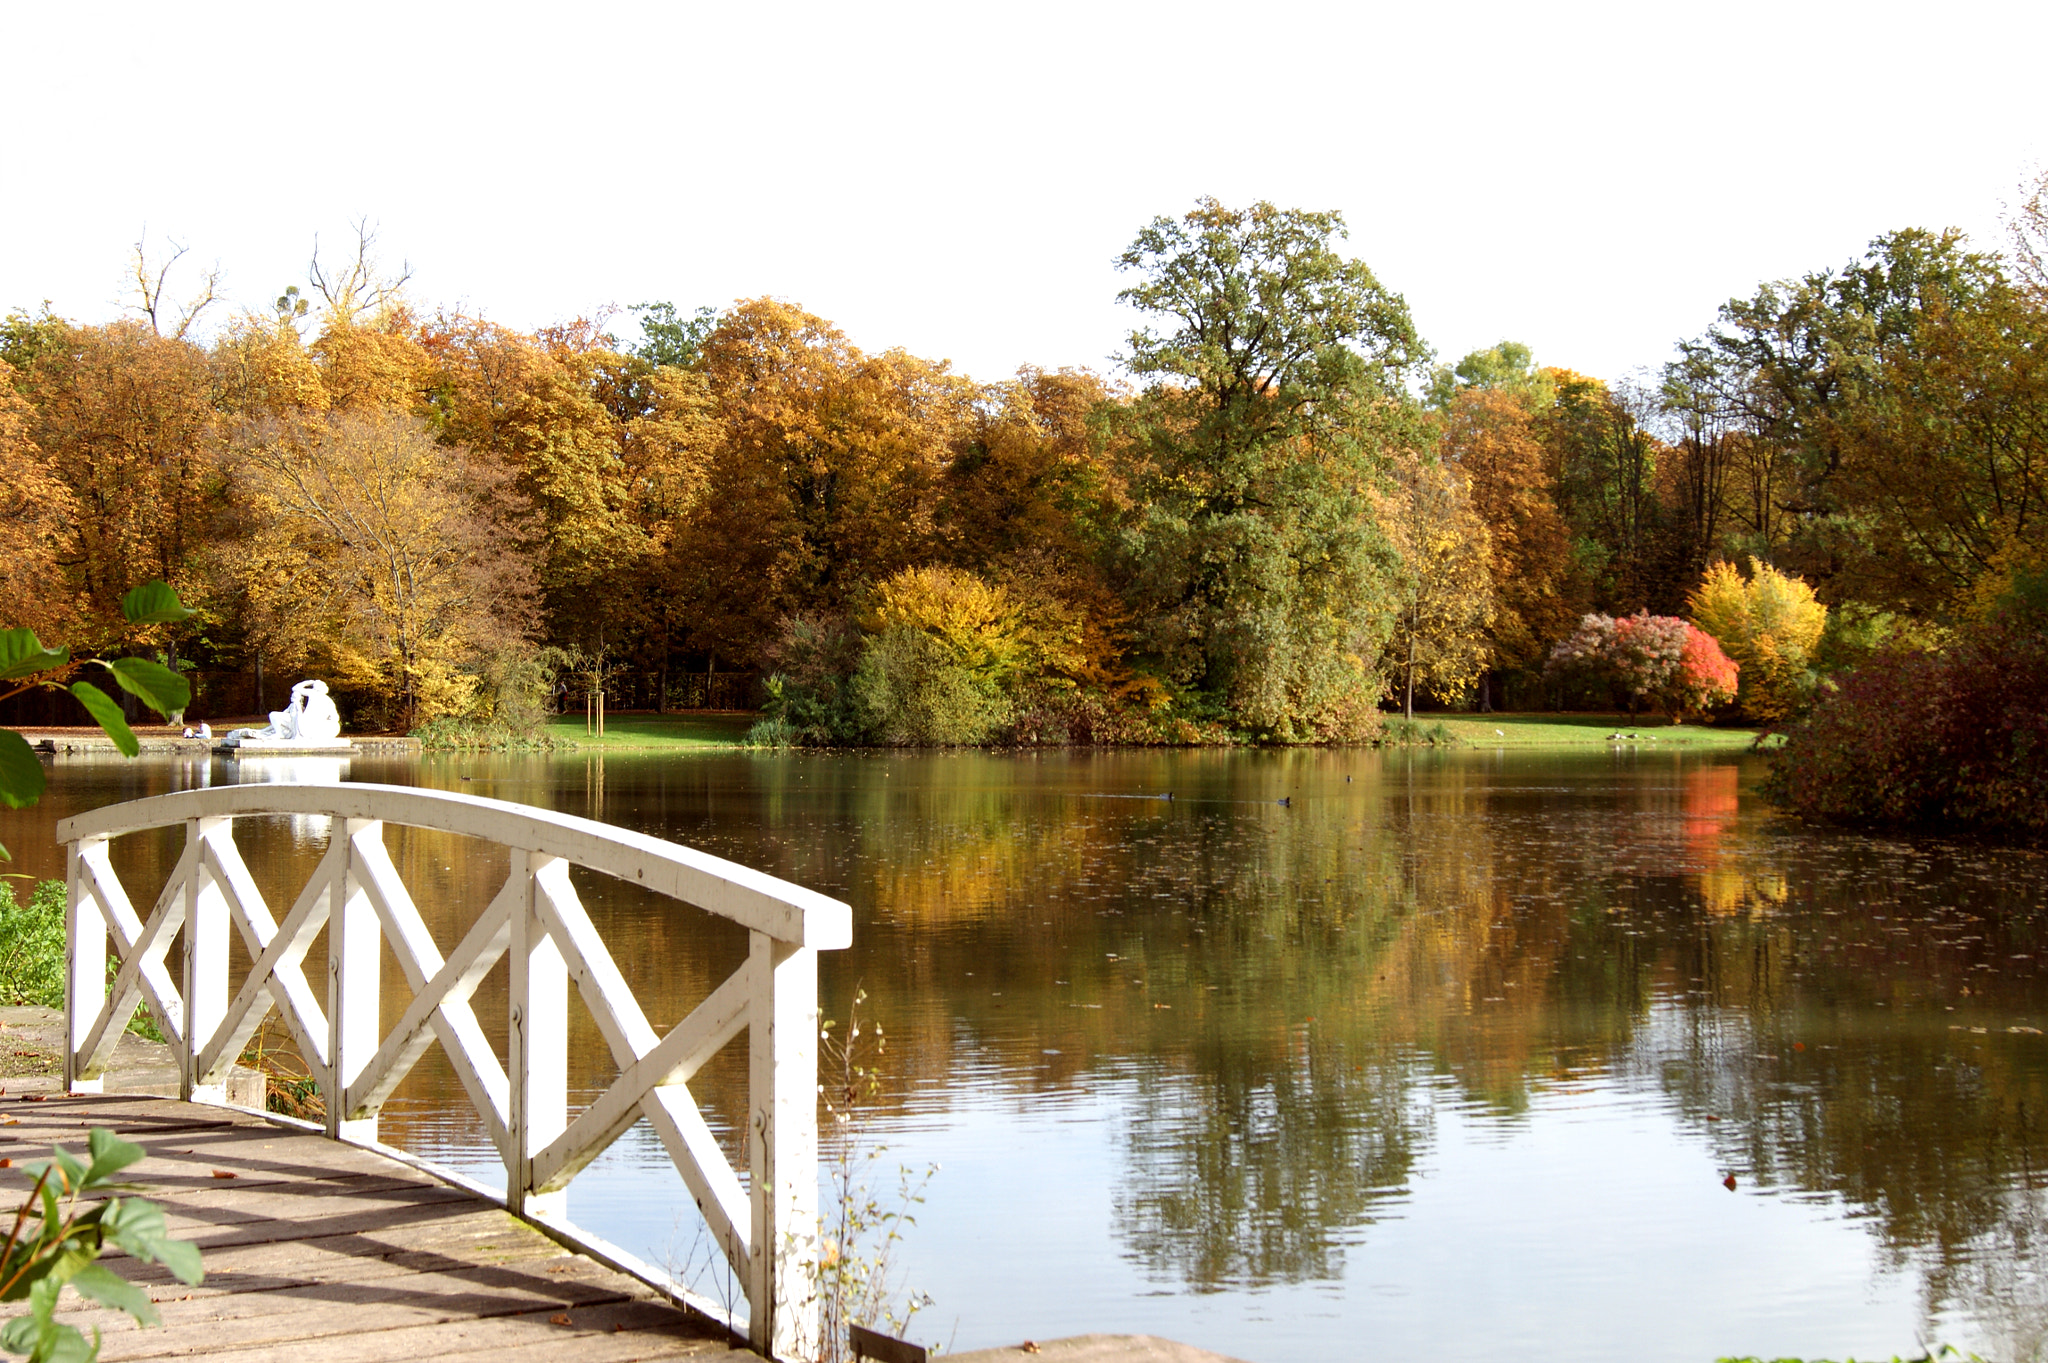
118,581 -> 195,625
0,1278 -> 97,1363
63,1262 -> 157,1326
0,730 -> 46,812
68,682 -> 138,757
100,1197 -> 202,1285
83,1128 -> 146,1185
0,629 -> 68,682
102,658 -> 189,717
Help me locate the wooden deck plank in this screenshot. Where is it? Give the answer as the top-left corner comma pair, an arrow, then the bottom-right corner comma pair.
114,1298 -> 751,1362
0,1096 -> 741,1363
110,1215 -> 561,1292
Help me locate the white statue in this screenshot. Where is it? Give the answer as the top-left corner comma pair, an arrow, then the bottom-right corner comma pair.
224,679 -> 344,747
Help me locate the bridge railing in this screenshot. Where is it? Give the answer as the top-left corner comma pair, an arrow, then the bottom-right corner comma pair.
57,782 -> 851,1361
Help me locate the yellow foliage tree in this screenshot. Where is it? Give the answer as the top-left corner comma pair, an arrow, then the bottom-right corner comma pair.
229,410 -> 539,729
1377,454 -> 1495,718
1686,558 -> 1827,722
850,566 -> 1027,745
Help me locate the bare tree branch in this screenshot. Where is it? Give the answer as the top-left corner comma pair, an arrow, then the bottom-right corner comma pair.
308,217 -> 414,324
125,232 -> 222,339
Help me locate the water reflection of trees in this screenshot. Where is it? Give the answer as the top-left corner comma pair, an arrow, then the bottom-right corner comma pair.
693,748 -> 2048,1316
1114,1045 -> 1421,1289
27,748 -> 2048,1330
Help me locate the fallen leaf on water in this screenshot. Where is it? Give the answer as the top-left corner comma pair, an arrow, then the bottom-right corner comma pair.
1792,1042 -> 1806,1051
1723,1174 -> 1738,1191
210,1170 -> 237,1179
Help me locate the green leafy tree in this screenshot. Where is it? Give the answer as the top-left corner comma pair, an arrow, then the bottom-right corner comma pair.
1111,197 -> 1426,739
1545,373 -> 1665,614
1425,340 -> 1554,411
627,302 -> 718,370
1671,228 -> 2006,596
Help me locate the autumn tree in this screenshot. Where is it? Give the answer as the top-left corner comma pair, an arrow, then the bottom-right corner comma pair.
1656,351 -> 1741,584
124,233 -> 221,341
1377,454 -> 1494,719
0,361 -> 80,639
1688,558 -> 1828,722
1546,612 -> 1736,721
416,313 -> 715,677
12,321 -> 222,642
1436,351 -> 1580,700
1111,198 -> 1424,739
227,409 -> 537,729
937,367 -> 1133,691
674,299 -> 975,666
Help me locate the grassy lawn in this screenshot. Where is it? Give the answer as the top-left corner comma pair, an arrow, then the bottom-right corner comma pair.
542,711 -> 758,750
1431,712 -> 1768,749
530,709 -> 1764,751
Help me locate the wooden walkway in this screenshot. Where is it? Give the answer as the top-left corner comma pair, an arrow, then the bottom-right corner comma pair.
0,1094 -> 752,1363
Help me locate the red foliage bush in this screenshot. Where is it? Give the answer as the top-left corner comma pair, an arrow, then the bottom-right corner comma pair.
1767,585 -> 2048,837
1546,612 -> 1738,721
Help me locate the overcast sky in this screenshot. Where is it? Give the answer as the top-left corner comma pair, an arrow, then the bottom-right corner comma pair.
4,1 -> 2042,386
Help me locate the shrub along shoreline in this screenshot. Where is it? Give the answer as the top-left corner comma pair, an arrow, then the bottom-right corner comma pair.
413,709 -> 1765,753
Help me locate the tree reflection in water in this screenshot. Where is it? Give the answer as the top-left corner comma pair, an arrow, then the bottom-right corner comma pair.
12,747 -> 2048,1352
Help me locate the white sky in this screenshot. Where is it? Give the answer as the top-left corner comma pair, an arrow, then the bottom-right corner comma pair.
3,1 -> 2043,386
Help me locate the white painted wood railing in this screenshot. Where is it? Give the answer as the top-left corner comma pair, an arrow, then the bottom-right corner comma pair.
57,783 -> 851,1361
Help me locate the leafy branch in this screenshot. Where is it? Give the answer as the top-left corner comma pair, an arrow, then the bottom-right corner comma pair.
0,583 -> 195,861
0,1127 -> 204,1363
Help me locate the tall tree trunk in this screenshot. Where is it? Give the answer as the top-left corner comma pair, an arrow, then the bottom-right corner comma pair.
1404,621 -> 1415,721
656,624 -> 670,714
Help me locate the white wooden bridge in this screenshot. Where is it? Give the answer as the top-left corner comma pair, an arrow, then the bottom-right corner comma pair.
49,783 -> 852,1361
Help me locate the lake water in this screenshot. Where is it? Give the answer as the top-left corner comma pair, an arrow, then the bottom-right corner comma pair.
7,745 -> 2047,1362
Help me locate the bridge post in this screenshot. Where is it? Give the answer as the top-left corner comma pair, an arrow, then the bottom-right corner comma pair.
510,852 -> 569,1220
748,931 -> 821,1361
185,819 -> 231,1103
64,840 -> 106,1095
330,819 -> 383,1143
